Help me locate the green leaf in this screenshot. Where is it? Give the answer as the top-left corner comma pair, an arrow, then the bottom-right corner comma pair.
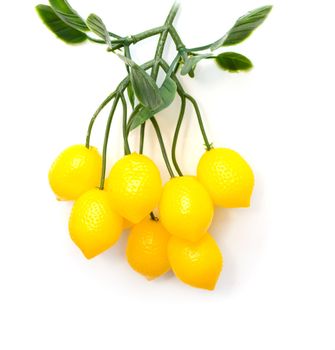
49,0 -> 88,32
86,14 -> 112,48
129,77 -> 177,130
127,84 -> 135,109
215,52 -> 253,72
158,77 -> 177,111
211,5 -> 272,50
181,54 -> 214,76
36,5 -> 87,44
128,65 -> 163,110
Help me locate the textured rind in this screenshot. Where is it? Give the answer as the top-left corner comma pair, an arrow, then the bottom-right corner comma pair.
159,176 -> 214,242
168,234 -> 223,290
105,153 -> 162,223
126,219 -> 170,279
68,189 -> 123,259
197,148 -> 254,208
48,145 -> 102,201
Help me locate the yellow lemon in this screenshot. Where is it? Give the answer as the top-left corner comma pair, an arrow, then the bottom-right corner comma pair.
105,153 -> 162,224
159,176 -> 214,242
126,218 -> 170,279
69,189 -> 123,259
123,219 -> 134,230
49,144 -> 102,201
197,148 -> 254,208
168,233 -> 223,290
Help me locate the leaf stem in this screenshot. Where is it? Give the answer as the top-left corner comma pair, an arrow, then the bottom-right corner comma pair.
186,44 -> 212,52
108,31 -> 122,39
150,118 -> 175,178
87,36 -> 106,44
100,95 -> 120,190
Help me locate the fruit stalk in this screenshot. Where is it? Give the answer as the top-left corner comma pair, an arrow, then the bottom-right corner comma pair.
100,95 -> 120,190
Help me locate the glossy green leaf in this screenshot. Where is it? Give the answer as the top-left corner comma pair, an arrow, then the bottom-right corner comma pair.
129,77 -> 177,130
211,5 -> 272,50
49,0 -> 88,32
181,54 -> 214,76
36,5 -> 87,44
86,14 -> 112,48
216,52 -> 253,72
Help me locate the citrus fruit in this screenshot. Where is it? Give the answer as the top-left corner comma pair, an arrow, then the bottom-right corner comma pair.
168,233 -> 223,290
197,148 -> 254,208
68,188 -> 123,259
105,153 -> 162,224
159,176 -> 214,242
126,218 -> 170,279
48,144 -> 102,201
123,219 -> 134,230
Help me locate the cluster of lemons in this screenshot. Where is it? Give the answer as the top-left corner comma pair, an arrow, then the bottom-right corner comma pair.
49,145 -> 254,290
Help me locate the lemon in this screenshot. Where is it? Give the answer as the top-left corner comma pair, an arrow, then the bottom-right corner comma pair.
123,219 -> 134,230
69,188 -> 123,259
159,176 -> 214,242
168,233 -> 223,290
105,153 -> 162,224
48,144 -> 102,201
126,218 -> 170,279
197,148 -> 254,208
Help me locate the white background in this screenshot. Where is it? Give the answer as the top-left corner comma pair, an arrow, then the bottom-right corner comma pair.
1,0 -> 335,349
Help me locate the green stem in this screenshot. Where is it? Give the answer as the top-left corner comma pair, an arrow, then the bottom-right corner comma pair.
166,53 -> 181,78
187,44 -> 212,52
126,105 -> 142,134
184,94 -> 212,151
139,124 -> 145,154
151,3 -> 180,80
111,26 -> 167,51
86,60 -> 155,148
171,95 -> 186,176
108,31 -> 121,39
160,59 -> 212,152
86,91 -> 116,148
140,3 -> 179,162
121,93 -> 131,155
150,118 -> 175,178
87,36 -> 105,44
169,25 -> 186,51
124,45 -> 131,75
131,26 -> 167,44
99,95 -> 120,190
